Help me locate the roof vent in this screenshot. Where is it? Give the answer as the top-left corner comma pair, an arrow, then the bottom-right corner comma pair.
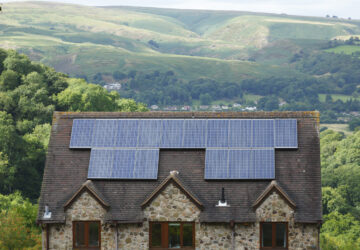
216,188 -> 230,207
170,170 -> 179,176
43,205 -> 52,219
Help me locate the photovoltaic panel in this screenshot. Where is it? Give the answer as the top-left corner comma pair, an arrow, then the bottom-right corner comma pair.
252,119 -> 274,147
205,149 -> 275,179
92,120 -> 118,147
228,120 -> 252,148
206,120 -> 229,148
112,150 -> 136,178
161,119 -> 184,148
69,119 -> 95,148
137,120 -> 162,147
88,149 -> 114,178
204,149 -> 228,179
133,149 -> 159,179
88,149 -> 159,179
275,119 -> 298,148
252,149 -> 275,179
183,119 -> 207,148
228,149 -> 252,179
115,120 -> 139,147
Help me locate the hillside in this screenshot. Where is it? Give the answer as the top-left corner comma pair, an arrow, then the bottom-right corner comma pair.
1,2 -> 359,81
1,2 -> 360,123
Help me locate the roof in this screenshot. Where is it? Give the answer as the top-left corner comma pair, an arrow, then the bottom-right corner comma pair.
37,111 -> 322,224
252,180 -> 296,210
141,171 -> 203,210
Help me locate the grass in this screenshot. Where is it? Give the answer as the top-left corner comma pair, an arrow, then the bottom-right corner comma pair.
1,2 -> 360,82
325,45 -> 360,55
318,94 -> 360,102
321,124 -> 353,136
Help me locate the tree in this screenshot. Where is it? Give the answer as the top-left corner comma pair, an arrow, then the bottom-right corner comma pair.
0,70 -> 21,91
200,93 -> 212,105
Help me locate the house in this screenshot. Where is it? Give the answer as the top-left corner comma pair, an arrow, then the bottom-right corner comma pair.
38,111 -> 322,249
150,105 -> 159,110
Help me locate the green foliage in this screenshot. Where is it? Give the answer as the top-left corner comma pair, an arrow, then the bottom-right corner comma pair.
0,192 -> 41,249
0,48 -> 147,199
320,130 -> 360,249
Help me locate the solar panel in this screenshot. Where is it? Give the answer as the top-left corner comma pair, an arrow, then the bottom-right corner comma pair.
228,120 -> 252,148
252,149 -> 275,179
137,120 -> 162,147
252,119 -> 274,147
88,149 -> 114,178
112,149 -> 136,178
205,149 -> 275,179
275,119 -> 298,148
204,149 -> 228,179
183,119 -> 207,148
161,119 -> 184,148
92,120 -> 118,147
228,149 -> 252,179
115,120 -> 139,147
69,119 -> 95,148
133,149 -> 159,179
88,149 -> 159,179
206,120 -> 229,148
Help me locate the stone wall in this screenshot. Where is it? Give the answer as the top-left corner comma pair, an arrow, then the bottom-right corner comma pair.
46,191 -> 116,249
256,191 -> 319,249
43,186 -> 318,249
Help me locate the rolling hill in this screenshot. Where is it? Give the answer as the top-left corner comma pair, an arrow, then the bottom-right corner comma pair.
1,1 -> 360,82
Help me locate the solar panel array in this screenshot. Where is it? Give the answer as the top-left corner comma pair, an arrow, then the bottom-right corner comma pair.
70,119 -> 297,149
69,118 -> 297,180
88,149 -> 159,179
205,149 -> 275,179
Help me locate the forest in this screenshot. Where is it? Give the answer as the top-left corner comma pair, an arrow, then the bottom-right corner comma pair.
0,49 -> 359,249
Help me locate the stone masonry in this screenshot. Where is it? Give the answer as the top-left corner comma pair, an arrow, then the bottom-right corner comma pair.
45,185 -> 318,249
46,191 -> 116,249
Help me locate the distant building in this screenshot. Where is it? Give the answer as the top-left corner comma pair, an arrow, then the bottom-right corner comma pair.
164,106 -> 178,111
181,106 -> 191,111
150,105 -> 159,110
233,103 -> 242,108
103,83 -> 121,91
221,105 -> 229,110
199,105 -> 209,110
211,105 -> 221,111
244,106 -> 257,111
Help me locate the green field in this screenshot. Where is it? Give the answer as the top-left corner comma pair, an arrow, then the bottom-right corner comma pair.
318,94 -> 360,102
1,2 -> 360,82
321,123 -> 353,135
325,45 -> 360,54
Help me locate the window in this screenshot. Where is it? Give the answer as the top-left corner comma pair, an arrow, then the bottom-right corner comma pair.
260,222 -> 288,249
73,221 -> 100,249
150,222 -> 195,249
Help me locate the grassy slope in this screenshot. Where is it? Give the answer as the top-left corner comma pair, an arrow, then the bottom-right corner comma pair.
1,2 -> 360,81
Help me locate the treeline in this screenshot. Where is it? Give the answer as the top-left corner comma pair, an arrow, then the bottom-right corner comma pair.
320,130 -> 360,249
0,49 -> 147,200
92,50 -> 360,123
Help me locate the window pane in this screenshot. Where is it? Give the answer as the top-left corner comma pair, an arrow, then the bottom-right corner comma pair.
151,223 -> 162,247
276,223 -> 286,247
89,222 -> 100,246
183,223 -> 193,247
75,222 -> 85,247
262,223 -> 272,247
168,223 -> 181,248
